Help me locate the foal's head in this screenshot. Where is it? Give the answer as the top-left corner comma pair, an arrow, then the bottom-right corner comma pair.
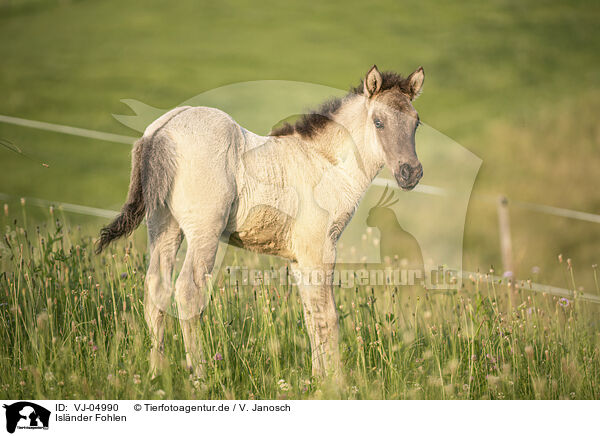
361,65 -> 425,190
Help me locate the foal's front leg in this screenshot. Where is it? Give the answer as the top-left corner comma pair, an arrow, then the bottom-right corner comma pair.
292,262 -> 340,378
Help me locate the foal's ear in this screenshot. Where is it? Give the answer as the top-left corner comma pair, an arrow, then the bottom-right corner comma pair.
364,65 -> 383,97
406,66 -> 425,100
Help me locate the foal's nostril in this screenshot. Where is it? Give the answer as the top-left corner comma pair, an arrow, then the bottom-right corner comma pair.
399,163 -> 412,181
415,164 -> 423,179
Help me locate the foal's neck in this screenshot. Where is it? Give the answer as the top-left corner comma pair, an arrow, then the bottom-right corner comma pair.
298,95 -> 384,216
328,96 -> 384,189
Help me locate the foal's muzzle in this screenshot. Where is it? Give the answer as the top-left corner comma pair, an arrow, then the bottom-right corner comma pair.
395,162 -> 423,190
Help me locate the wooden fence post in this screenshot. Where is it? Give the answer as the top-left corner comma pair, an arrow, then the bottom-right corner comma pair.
497,196 -> 514,278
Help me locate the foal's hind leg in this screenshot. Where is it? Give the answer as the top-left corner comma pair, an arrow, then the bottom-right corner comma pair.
174,231 -> 221,376
145,207 -> 182,376
168,147 -> 235,376
173,199 -> 230,376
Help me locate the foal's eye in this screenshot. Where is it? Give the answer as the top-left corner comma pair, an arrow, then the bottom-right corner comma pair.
374,118 -> 384,129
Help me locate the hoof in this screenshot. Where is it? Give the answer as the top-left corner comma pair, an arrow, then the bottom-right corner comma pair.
149,349 -> 167,379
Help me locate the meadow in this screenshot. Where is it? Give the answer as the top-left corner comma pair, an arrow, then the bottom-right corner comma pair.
0,0 -> 599,399
1,208 -> 599,399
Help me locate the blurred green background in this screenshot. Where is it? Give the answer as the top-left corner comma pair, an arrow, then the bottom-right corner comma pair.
0,0 -> 598,288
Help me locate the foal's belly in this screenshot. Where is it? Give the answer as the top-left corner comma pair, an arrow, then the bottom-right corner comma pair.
227,205 -> 296,261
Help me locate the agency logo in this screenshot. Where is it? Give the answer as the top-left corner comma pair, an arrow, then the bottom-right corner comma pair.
2,402 -> 50,433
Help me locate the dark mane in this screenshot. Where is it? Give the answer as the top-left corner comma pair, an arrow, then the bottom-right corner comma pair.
269,71 -> 412,138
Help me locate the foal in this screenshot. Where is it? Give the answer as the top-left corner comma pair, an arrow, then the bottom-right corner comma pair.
96,65 -> 425,377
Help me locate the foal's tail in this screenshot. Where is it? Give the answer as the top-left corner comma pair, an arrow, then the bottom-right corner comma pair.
95,138 -> 146,254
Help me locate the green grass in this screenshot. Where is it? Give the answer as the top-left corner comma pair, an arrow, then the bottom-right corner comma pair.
0,0 -> 599,399
1,210 -> 598,399
1,0 -> 598,285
